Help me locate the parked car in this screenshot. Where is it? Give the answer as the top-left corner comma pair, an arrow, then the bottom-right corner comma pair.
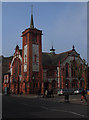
53,88 -> 63,95
57,89 -> 63,96
54,88 -> 74,96
68,89 -> 74,95
58,89 -> 74,96
74,89 -> 79,94
73,88 -> 84,95
63,88 -> 70,95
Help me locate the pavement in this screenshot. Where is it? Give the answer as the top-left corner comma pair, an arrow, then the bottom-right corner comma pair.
8,94 -> 89,106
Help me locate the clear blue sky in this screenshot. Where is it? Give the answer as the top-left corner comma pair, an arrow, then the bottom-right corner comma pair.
2,2 -> 87,61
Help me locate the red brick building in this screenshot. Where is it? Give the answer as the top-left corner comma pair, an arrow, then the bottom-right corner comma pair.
10,45 -> 22,94
2,11 -> 87,94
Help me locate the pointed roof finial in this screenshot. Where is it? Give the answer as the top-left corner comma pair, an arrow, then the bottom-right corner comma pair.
31,5 -> 33,15
30,5 -> 34,29
72,45 -> 75,51
52,45 -> 53,49
15,44 -> 19,50
50,43 -> 55,55
51,41 -> 54,49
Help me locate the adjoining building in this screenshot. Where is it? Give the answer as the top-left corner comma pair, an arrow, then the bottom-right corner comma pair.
2,11 -> 87,95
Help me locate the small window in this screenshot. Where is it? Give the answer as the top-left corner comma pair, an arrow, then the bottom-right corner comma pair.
34,54 -> 37,63
71,65 -> 73,77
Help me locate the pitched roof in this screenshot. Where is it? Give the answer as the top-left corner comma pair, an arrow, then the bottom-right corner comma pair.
42,49 -> 80,67
0,56 -> 13,76
1,48 -> 80,76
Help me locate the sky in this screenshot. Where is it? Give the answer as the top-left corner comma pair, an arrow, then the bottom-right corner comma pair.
2,2 -> 87,61
0,2 -> 2,56
87,1 -> 89,65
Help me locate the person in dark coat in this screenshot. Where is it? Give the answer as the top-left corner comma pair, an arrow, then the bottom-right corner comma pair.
64,92 -> 69,103
81,89 -> 87,102
50,89 -> 54,98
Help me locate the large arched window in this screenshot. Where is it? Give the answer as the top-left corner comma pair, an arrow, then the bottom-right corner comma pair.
65,79 -> 70,88
66,63 -> 69,77
72,79 -> 78,88
71,65 -> 73,77
71,61 -> 76,77
52,80 -> 56,89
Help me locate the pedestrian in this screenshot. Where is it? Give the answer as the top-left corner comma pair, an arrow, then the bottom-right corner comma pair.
64,90 -> 69,103
81,89 -> 87,102
51,89 -> 54,98
45,90 -> 48,98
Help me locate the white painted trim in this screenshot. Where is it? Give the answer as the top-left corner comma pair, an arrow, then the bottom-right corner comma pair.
10,52 -> 22,75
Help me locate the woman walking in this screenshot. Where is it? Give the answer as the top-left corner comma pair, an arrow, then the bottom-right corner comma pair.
81,89 -> 87,102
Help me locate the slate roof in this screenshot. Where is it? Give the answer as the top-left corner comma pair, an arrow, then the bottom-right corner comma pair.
42,49 -> 80,67
1,48 -> 80,77
0,56 -> 13,77
1,48 -> 22,77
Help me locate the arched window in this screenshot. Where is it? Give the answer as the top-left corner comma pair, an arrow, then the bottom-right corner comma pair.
34,54 -> 37,63
71,63 -> 76,77
71,65 -> 73,77
65,80 -> 70,88
52,80 -> 56,89
66,63 -> 69,77
72,80 -> 78,88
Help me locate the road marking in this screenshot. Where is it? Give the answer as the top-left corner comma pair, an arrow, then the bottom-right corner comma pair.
11,98 -> 88,118
71,111 -> 86,117
41,106 -> 88,118
41,106 -> 49,110
20,103 -> 28,106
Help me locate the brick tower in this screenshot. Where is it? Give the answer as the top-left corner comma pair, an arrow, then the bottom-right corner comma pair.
21,9 -> 43,94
